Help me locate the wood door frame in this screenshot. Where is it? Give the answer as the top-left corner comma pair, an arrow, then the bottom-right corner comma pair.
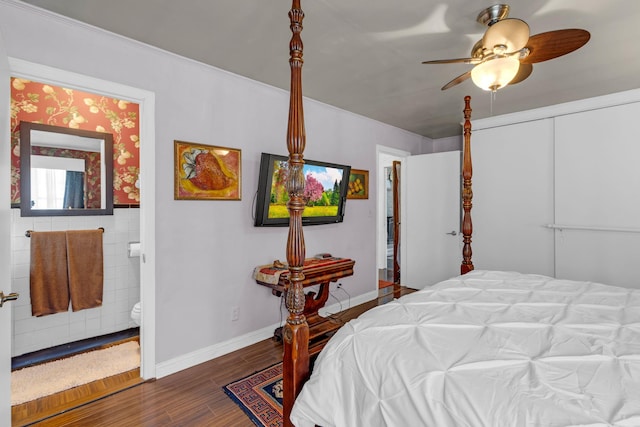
392,161 -> 401,283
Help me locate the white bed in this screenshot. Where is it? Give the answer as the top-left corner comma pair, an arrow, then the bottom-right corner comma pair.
290,270 -> 640,427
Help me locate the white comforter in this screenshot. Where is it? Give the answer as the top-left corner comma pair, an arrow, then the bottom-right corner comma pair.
290,270 -> 640,427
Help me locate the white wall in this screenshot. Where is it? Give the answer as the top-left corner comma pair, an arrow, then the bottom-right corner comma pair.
10,208 -> 140,356
432,135 -> 462,153
0,1 -> 426,366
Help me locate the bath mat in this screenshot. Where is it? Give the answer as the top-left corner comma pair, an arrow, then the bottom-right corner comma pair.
224,362 -> 283,427
11,340 -> 140,405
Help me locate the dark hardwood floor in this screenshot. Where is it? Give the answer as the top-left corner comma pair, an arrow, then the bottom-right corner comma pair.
15,287 -> 415,426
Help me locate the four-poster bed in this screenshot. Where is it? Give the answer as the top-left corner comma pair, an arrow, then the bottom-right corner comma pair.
279,0 -> 477,422
280,2 -> 640,426
281,2 -> 311,425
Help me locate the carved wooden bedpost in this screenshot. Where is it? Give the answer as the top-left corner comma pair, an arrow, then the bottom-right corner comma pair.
461,96 -> 474,274
283,1 -> 309,426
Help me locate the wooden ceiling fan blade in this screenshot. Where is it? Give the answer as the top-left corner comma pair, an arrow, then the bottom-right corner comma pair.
521,29 -> 590,64
422,57 -> 477,65
441,70 -> 471,90
509,63 -> 533,85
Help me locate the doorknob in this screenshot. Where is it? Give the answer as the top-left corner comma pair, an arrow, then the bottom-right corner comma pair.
0,291 -> 19,308
446,231 -> 458,236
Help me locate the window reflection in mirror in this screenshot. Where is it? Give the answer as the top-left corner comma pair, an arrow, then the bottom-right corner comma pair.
31,155 -> 86,209
20,121 -> 113,216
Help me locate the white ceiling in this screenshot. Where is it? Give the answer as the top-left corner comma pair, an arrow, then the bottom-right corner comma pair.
19,0 -> 640,139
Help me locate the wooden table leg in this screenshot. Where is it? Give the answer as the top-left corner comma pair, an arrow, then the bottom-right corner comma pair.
274,282 -> 333,342
302,281 -> 331,318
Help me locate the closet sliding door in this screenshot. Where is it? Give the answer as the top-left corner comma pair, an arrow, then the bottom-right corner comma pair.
472,118 -> 555,276
554,102 -> 640,288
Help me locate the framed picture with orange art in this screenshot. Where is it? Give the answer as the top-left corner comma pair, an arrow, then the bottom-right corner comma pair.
347,169 -> 368,199
174,140 -> 241,200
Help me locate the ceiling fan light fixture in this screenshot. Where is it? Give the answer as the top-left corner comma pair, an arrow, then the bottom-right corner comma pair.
471,56 -> 520,91
422,5 -> 589,91
483,18 -> 530,53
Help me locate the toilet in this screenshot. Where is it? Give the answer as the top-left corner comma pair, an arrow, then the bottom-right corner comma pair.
131,302 -> 141,326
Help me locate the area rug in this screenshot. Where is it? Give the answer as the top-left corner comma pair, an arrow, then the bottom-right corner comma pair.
11,340 -> 140,405
224,362 -> 283,427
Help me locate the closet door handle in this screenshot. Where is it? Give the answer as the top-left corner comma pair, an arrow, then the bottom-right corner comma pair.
446,231 -> 458,236
0,291 -> 19,308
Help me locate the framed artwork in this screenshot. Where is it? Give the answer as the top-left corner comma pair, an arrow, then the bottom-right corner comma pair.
174,140 -> 241,200
347,169 -> 369,199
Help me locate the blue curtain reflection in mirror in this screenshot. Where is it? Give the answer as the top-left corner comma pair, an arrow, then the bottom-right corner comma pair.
63,171 -> 85,209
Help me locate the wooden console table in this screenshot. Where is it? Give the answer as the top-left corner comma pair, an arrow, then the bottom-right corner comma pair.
254,256 -> 355,349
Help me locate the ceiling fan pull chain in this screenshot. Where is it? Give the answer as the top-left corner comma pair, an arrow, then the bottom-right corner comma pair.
490,91 -> 495,116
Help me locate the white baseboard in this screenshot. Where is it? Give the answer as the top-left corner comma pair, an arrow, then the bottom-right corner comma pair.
319,289 -> 378,316
155,288 -> 379,379
155,323 -> 278,379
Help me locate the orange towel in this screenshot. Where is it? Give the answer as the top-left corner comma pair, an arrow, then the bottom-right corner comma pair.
66,229 -> 104,311
29,231 -> 70,316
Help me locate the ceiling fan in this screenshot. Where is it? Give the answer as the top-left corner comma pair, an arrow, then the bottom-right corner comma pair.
422,4 -> 590,91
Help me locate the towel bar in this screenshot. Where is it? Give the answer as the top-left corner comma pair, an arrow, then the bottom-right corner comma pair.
25,227 -> 105,237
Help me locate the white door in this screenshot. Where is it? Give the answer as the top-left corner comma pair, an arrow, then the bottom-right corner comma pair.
0,29 -> 13,424
401,151 -> 461,288
554,102 -> 640,288
472,119 -> 555,276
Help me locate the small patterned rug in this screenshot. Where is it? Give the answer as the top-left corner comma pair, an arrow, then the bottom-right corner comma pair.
224,362 -> 283,427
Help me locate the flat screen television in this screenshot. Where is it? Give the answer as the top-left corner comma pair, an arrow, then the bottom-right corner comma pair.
254,152 -> 351,227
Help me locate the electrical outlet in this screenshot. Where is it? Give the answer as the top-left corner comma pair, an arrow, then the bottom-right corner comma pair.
231,306 -> 240,321
337,283 -> 342,289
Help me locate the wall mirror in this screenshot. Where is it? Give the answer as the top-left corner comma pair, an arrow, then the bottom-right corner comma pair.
19,121 -> 114,216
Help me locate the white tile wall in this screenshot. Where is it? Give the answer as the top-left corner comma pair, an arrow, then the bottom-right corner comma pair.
10,208 -> 141,357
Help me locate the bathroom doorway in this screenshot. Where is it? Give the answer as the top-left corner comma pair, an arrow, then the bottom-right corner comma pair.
382,164 -> 400,283
376,146 -> 409,289
384,166 -> 394,279
6,59 -> 156,420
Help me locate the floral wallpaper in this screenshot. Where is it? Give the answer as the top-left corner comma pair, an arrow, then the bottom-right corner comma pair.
10,78 -> 140,205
